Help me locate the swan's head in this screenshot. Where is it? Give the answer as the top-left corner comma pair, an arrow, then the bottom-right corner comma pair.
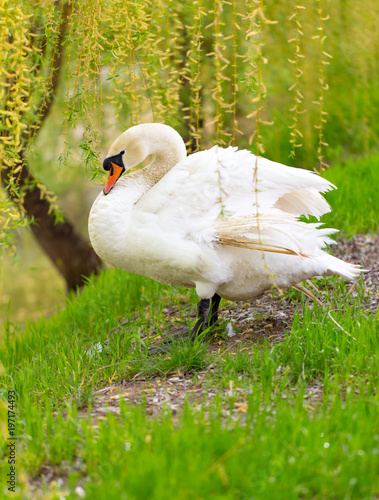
102,124 -> 186,195
102,128 -> 150,195
102,150 -> 126,195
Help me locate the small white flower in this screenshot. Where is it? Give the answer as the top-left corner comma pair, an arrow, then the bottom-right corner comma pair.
86,342 -> 103,356
75,486 -> 86,498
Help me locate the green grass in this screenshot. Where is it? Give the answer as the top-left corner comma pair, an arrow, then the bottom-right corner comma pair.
322,154 -> 379,236
17,389 -> 379,499
0,155 -> 378,498
0,273 -> 377,498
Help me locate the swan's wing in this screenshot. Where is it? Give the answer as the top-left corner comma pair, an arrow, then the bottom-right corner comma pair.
255,155 -> 334,219
224,150 -> 335,219
133,146 -> 335,241
215,213 -> 361,280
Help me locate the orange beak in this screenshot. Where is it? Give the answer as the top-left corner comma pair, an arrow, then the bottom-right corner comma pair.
103,163 -> 124,195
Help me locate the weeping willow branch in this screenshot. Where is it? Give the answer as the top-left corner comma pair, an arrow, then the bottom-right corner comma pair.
25,1 -> 72,157
0,0 -> 102,289
1,1 -> 71,206
313,0 -> 332,171
184,0 -> 203,153
288,1 -> 306,157
230,0 -> 239,146
212,0 -> 225,146
245,1 -> 276,151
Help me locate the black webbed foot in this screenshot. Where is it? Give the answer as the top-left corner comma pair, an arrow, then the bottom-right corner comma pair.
148,294 -> 221,354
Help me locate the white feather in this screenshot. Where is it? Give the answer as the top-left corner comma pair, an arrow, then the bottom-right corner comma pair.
89,123 -> 360,302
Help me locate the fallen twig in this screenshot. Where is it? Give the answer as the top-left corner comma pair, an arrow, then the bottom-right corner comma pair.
327,308 -> 366,346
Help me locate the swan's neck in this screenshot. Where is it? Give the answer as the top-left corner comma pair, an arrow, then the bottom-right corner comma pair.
113,148 -> 182,205
137,151 -> 180,192
88,137 -> 186,268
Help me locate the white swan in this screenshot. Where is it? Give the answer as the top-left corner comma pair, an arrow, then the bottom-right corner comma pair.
89,123 -> 360,341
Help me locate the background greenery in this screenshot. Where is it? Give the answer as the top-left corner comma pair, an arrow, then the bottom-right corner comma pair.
0,1 -> 378,497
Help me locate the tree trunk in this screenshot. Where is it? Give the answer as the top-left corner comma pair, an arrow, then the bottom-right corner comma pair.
2,161 -> 102,291
31,216 -> 102,292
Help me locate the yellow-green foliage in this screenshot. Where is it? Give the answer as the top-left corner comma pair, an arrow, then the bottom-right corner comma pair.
1,0 -> 378,251
0,0 -> 64,249
0,1 -> 37,248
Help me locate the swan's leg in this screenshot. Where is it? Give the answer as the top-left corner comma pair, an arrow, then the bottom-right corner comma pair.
189,293 -> 221,340
148,294 -> 220,353
208,293 -> 221,327
189,298 -> 210,341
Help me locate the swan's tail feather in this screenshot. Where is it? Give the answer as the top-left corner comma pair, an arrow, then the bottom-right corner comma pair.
215,213 -> 362,281
323,254 -> 363,281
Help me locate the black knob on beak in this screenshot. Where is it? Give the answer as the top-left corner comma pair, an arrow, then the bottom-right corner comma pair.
103,150 -> 125,172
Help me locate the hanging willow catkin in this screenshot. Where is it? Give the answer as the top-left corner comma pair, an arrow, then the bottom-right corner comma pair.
244,0 -> 276,151
230,0 -> 239,146
0,1 -> 41,249
0,3 -> 35,190
210,0 -> 233,147
64,0 -> 104,176
288,1 -> 306,157
211,0 -> 225,145
184,0 -> 203,153
104,0 -> 144,128
313,0 -> 331,171
165,2 -> 185,127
